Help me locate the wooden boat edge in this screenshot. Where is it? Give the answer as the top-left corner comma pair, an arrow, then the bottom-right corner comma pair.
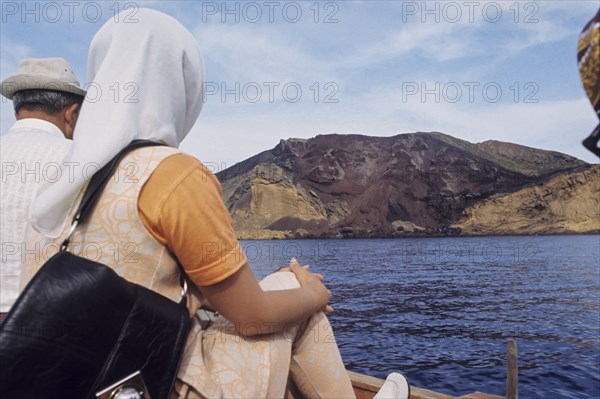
348,370 -> 504,399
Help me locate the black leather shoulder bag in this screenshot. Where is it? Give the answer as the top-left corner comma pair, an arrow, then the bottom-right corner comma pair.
0,140 -> 191,399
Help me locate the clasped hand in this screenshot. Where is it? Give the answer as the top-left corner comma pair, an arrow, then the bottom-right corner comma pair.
282,258 -> 334,314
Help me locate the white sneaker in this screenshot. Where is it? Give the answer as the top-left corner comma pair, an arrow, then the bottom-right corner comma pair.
373,372 -> 410,399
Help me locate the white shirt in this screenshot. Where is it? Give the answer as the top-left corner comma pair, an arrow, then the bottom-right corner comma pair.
0,119 -> 71,312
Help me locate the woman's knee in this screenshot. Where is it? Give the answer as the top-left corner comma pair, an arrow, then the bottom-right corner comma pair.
259,271 -> 301,291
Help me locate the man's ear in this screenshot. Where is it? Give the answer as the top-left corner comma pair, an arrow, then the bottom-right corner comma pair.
61,103 -> 81,139
64,103 -> 80,127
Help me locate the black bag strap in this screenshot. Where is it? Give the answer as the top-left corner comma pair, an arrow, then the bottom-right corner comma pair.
60,139 -> 164,251
76,139 -> 165,225
59,139 -> 189,305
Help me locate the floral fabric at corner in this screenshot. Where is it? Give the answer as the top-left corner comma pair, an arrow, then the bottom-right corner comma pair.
174,271 -> 354,399
22,146 -> 355,399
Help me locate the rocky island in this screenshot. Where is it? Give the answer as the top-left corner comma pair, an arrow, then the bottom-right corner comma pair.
216,132 -> 599,239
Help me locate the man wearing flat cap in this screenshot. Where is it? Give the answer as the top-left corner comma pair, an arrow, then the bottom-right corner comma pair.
0,57 -> 86,319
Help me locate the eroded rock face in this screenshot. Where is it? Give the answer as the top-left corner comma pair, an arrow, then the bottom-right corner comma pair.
454,165 -> 600,235
220,163 -> 330,238
217,133 -> 595,239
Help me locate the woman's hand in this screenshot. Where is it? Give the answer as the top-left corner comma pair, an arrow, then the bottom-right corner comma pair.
200,259 -> 334,337
289,258 -> 334,313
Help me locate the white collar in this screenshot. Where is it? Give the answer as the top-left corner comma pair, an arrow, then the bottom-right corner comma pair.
8,118 -> 65,139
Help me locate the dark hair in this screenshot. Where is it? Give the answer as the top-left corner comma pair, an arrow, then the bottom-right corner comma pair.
12,89 -> 84,115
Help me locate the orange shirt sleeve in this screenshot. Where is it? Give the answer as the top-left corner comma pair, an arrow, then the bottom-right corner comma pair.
138,153 -> 246,286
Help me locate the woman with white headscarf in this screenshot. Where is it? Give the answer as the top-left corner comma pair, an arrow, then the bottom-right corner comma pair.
23,8 -> 356,399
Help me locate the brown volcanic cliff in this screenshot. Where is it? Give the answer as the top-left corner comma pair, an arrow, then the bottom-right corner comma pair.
216,132 -> 595,239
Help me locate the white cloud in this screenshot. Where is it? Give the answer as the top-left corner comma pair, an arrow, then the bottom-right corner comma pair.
179,89 -> 599,171
502,21 -> 574,56
358,84 -> 599,163
2,0 -> 598,167
0,40 -> 31,80
499,1 -> 598,56
194,24 -> 335,85
344,21 -> 475,67
0,40 -> 31,135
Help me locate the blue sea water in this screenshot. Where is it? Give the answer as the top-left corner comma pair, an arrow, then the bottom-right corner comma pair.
243,235 -> 600,399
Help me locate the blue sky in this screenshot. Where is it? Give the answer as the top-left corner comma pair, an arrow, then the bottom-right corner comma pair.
1,0 -> 599,169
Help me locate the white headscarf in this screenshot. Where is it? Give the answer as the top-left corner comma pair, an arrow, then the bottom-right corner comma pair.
32,8 -> 205,237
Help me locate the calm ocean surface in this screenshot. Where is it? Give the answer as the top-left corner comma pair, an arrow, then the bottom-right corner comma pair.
243,235 -> 600,399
